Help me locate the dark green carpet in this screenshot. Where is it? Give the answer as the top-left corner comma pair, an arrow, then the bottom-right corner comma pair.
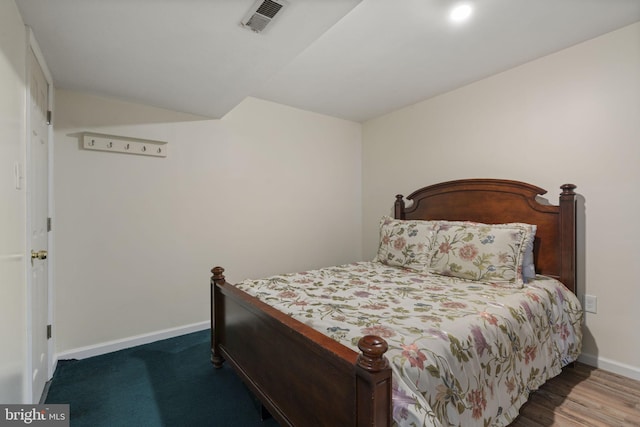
45,329 -> 280,427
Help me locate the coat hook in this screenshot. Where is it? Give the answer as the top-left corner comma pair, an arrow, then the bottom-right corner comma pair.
83,133 -> 166,157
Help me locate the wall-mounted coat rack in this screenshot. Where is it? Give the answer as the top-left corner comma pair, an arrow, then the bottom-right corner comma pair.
82,132 -> 168,157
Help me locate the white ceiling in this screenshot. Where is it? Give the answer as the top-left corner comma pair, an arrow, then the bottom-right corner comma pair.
16,0 -> 640,122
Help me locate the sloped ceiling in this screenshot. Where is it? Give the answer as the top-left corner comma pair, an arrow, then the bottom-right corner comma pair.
16,0 -> 640,122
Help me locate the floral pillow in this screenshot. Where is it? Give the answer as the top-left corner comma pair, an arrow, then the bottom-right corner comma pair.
428,221 -> 536,287
375,216 -> 438,272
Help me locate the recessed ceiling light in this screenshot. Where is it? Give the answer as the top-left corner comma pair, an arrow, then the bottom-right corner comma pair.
449,3 -> 473,23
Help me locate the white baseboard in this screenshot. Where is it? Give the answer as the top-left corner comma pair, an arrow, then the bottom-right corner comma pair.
578,352 -> 640,381
55,321 -> 210,362
51,325 -> 640,383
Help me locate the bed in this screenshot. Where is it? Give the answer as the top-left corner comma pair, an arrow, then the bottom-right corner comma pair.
210,179 -> 582,427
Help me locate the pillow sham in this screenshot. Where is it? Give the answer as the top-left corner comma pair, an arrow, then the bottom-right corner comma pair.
375,216 -> 438,271
428,221 -> 536,287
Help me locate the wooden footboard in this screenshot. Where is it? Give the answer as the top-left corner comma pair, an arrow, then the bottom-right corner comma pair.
210,267 -> 392,427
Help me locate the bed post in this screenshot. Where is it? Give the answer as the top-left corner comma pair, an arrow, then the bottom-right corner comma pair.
211,266 -> 226,368
355,335 -> 392,427
394,194 -> 405,219
559,184 -> 577,295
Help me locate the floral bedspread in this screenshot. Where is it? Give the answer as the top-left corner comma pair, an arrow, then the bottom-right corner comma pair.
235,261 -> 583,427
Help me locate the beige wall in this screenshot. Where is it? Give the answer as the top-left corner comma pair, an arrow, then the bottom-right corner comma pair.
362,23 -> 640,378
37,14 -> 640,380
53,92 -> 362,354
0,0 -> 27,403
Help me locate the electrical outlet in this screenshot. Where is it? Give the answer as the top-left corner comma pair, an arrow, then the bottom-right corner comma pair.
584,294 -> 597,314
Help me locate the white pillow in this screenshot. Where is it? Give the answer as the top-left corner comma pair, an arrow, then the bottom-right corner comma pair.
522,238 -> 536,282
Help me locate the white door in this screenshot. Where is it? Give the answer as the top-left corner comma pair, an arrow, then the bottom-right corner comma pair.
28,47 -> 50,404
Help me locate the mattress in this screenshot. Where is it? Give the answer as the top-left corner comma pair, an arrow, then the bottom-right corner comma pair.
235,261 -> 583,427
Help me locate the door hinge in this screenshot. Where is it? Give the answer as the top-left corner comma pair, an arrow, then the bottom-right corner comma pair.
47,324 -> 52,339
47,217 -> 52,232
46,110 -> 52,125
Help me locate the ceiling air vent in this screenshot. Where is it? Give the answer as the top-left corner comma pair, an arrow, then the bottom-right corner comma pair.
241,0 -> 287,33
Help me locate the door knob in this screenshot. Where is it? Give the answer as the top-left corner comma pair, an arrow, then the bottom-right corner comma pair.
31,250 -> 48,260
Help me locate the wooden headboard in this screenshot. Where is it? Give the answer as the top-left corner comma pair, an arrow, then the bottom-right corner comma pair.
394,179 -> 577,294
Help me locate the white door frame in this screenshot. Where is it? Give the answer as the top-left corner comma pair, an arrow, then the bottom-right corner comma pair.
24,27 -> 55,404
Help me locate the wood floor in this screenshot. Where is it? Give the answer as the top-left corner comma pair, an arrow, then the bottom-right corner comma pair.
511,363 -> 640,426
